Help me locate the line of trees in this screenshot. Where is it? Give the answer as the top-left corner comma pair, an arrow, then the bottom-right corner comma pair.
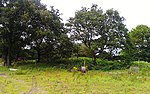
0,0 -> 73,66
0,0 -> 149,66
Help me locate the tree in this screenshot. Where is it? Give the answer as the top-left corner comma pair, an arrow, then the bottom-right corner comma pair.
99,9 -> 128,59
66,4 -> 104,64
72,43 -> 91,57
0,0 -> 28,66
25,2 -> 50,62
119,34 -> 134,66
0,0 -> 72,66
36,6 -> 73,62
129,25 -> 150,61
66,4 -> 128,64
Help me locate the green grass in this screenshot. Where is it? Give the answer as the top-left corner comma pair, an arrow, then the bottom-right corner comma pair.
0,62 -> 150,94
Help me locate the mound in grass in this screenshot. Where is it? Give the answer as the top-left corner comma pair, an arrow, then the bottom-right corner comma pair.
132,61 -> 150,71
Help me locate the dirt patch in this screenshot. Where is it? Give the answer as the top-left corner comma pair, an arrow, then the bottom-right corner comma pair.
0,74 -> 7,77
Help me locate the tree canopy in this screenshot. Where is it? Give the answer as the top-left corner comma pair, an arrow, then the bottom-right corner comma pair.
66,4 -> 128,64
129,25 -> 150,61
0,2 -> 149,67
0,0 -> 72,66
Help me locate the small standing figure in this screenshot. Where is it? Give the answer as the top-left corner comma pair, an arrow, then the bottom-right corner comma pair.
81,61 -> 87,73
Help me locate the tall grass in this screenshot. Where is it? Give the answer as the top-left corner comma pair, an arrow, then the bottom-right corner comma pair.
0,61 -> 150,94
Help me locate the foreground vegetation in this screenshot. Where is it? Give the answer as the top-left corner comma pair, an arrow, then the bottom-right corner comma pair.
0,61 -> 150,94
0,1 -> 150,93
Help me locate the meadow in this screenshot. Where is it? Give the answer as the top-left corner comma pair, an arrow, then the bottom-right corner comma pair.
0,61 -> 150,94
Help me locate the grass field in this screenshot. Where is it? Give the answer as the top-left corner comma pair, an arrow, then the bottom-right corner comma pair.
0,62 -> 150,94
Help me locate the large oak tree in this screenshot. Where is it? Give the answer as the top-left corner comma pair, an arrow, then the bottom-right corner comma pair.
66,4 -> 128,64
129,25 -> 150,62
0,0 -> 72,66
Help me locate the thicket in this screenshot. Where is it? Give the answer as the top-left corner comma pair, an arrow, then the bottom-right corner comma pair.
10,57 -> 149,71
0,0 -> 149,68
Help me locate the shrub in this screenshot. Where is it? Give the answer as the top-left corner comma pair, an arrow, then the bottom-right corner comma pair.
132,61 -> 150,71
92,59 -> 126,70
12,57 -> 132,71
60,57 -> 128,70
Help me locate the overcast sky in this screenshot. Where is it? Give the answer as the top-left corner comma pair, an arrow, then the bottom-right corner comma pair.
41,0 -> 150,30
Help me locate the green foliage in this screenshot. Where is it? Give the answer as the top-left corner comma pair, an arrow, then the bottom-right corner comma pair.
0,0 -> 72,66
95,60 -> 126,70
68,57 -> 92,66
14,69 -> 28,75
0,62 -> 150,94
0,0 -> 149,68
0,0 -> 26,66
0,58 -> 4,65
0,66 -> 8,72
59,57 -> 128,71
128,25 -> 150,62
66,4 -> 128,64
72,43 -> 91,57
132,61 -> 150,71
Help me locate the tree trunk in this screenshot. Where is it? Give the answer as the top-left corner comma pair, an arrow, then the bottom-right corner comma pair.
37,49 -> 41,63
92,50 -> 97,65
4,47 -> 11,67
3,55 -> 7,66
7,46 -> 12,67
6,54 -> 11,67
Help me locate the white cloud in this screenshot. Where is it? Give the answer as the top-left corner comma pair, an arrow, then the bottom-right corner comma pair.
41,0 -> 150,30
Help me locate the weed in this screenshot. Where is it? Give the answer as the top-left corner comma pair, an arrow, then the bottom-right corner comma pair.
0,61 -> 149,94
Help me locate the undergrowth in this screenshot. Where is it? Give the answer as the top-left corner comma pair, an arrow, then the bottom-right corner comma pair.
0,61 -> 150,94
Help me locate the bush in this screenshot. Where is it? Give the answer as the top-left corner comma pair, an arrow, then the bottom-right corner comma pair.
12,57 -> 132,71
132,61 -> 150,71
0,58 -> 4,65
92,59 -> 127,70
59,57 -> 128,71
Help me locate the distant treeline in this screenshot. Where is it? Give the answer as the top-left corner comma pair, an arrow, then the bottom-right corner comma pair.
0,0 -> 149,66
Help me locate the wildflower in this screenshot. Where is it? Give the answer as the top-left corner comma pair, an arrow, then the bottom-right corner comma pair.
73,67 -> 78,70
